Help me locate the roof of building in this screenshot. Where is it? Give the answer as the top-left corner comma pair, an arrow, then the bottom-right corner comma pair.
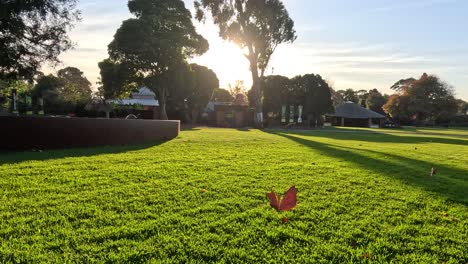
106,87 -> 159,106
132,87 -> 155,99
107,98 -> 159,107
327,102 -> 385,119
206,101 -> 250,112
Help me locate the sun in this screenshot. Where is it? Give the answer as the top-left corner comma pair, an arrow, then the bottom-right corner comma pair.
191,23 -> 252,89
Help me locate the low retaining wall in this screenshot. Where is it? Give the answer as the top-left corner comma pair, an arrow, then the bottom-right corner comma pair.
0,117 -> 180,151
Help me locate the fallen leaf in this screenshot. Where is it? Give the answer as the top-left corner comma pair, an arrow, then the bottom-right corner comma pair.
266,186 -> 297,212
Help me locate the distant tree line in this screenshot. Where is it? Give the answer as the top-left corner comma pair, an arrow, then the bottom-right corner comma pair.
1,67 -> 93,115
1,0 -> 466,127
383,73 -> 463,125
259,74 -> 333,127
330,88 -> 389,114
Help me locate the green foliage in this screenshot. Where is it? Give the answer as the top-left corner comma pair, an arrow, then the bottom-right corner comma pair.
166,63 -> 219,122
97,59 -> 138,100
262,75 -> 290,113
355,89 -> 369,107
0,81 -> 8,111
456,99 -> 468,115
390,77 -> 416,91
366,89 -> 387,114
291,74 -> 333,126
212,88 -> 233,102
32,67 -> 92,115
195,0 -> 297,123
383,94 -> 411,123
330,88 -> 345,107
384,74 -> 458,123
57,67 -> 92,104
262,74 -> 333,126
108,0 -> 208,120
0,0 -> 79,81
0,128 -> 467,262
185,64 -> 219,115
337,89 -> 359,104
0,80 -> 33,113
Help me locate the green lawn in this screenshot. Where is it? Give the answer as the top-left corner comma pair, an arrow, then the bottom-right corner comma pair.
0,127 -> 467,263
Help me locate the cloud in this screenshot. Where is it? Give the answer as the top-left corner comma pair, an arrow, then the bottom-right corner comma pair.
40,0 -> 468,101
371,0 -> 461,12
266,39 -> 468,97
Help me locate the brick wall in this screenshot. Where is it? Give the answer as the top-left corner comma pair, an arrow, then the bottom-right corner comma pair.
0,117 -> 180,151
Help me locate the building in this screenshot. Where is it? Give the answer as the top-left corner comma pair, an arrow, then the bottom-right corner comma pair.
326,102 -> 386,128
107,87 -> 160,119
206,94 -> 252,128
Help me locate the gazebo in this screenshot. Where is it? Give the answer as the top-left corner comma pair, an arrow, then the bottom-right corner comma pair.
326,102 -> 386,128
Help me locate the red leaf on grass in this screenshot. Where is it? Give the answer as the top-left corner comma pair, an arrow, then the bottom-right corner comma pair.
266,186 -> 297,212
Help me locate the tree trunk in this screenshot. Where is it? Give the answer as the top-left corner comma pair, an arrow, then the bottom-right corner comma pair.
184,109 -> 192,124
252,74 -> 263,127
159,87 -> 168,120
248,51 -> 263,128
191,109 -> 199,125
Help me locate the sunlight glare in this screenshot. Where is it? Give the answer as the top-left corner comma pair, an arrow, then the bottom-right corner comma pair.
191,20 -> 252,89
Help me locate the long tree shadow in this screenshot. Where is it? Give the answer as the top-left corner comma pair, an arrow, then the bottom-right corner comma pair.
0,141 -> 167,165
270,129 -> 468,146
267,131 -> 468,205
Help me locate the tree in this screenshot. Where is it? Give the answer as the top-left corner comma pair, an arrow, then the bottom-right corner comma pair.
390,77 -> 416,92
32,67 -> 92,114
262,75 -> 290,115
290,74 -> 333,127
188,64 -> 219,122
356,89 -> 369,107
170,63 -> 219,123
195,0 -> 297,126
228,80 -> 247,98
330,88 -> 345,107
383,94 -> 411,124
384,73 -> 458,123
0,80 -> 8,111
33,74 -> 66,114
338,89 -> 358,103
0,0 -> 79,81
456,99 -> 468,115
97,59 -> 138,100
366,89 -> 386,114
0,80 -> 33,113
404,73 -> 457,121
212,88 -> 233,102
57,67 -> 92,104
108,0 -> 208,120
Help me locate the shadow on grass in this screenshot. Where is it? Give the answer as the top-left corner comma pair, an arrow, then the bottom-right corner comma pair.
0,141 -> 166,165
266,131 -> 468,205
180,126 -> 202,132
271,128 -> 468,146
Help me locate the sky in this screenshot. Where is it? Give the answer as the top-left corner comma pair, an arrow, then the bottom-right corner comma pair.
44,0 -> 468,100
